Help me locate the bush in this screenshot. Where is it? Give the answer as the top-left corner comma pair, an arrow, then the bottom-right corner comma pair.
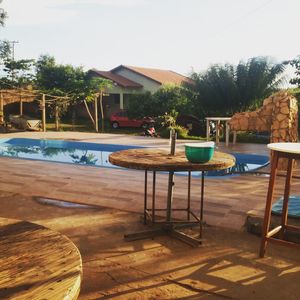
158,125 -> 189,139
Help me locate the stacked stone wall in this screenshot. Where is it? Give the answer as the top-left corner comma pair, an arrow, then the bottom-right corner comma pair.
229,91 -> 298,170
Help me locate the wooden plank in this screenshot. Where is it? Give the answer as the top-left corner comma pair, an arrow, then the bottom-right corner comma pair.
109,149 -> 235,172
0,217 -> 82,300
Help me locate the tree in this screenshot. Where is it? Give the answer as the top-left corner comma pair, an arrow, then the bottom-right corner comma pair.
127,84 -> 192,119
35,55 -> 111,131
0,40 -> 35,88
1,58 -> 35,87
236,57 -> 285,108
286,56 -> 300,86
0,0 -> 7,27
188,64 -> 239,117
187,56 -> 285,118
0,40 -> 11,61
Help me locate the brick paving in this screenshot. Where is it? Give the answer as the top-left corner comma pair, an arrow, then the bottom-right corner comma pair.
0,132 -> 299,299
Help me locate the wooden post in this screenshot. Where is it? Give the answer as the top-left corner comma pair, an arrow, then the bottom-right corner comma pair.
55,104 -> 59,131
225,121 -> 230,147
94,95 -> 98,132
170,128 -> 176,155
216,120 -> 220,144
206,119 -> 210,141
19,91 -> 23,116
42,94 -> 46,132
0,92 -> 3,124
233,131 -> 237,144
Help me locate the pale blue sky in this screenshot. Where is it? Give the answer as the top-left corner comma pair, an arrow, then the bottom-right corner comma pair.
1,0 -> 300,76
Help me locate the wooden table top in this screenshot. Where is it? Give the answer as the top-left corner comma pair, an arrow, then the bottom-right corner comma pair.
205,117 -> 232,121
0,217 -> 82,300
268,142 -> 300,154
109,148 -> 235,172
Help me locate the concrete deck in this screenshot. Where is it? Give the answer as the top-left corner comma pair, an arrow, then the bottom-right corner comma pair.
0,132 -> 299,299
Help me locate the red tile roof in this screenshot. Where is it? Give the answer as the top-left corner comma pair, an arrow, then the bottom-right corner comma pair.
112,65 -> 192,85
89,69 -> 143,88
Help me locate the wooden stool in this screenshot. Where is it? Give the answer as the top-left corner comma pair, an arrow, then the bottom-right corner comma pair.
259,143 -> 300,257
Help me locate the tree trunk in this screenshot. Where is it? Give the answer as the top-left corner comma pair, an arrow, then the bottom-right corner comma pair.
99,91 -> 105,132
55,105 -> 59,131
83,99 -> 95,125
94,95 -> 98,132
71,107 -> 76,131
42,94 -> 46,132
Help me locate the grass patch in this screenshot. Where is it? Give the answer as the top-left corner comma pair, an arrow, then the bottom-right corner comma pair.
46,120 -> 268,143
46,121 -> 142,135
232,132 -> 269,144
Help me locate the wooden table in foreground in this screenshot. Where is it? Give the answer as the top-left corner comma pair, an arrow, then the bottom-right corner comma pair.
109,148 -> 235,246
0,217 -> 82,300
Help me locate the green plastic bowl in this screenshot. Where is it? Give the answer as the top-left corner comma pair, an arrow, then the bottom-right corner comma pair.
184,142 -> 215,163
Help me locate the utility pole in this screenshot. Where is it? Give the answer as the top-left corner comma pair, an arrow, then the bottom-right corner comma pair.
9,40 -> 19,82
10,40 -> 18,61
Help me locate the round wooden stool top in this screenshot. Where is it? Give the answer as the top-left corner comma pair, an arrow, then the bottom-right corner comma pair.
268,142 -> 300,154
0,217 -> 82,300
109,148 -> 235,172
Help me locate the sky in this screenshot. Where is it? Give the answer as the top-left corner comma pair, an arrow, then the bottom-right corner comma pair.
0,0 -> 300,77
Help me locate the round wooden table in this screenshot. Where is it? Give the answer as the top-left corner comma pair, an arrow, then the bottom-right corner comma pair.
109,148 -> 235,246
0,217 -> 82,300
260,142 -> 300,257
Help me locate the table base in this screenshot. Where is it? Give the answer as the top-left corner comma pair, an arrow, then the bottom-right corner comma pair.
124,223 -> 204,247
124,170 -> 205,247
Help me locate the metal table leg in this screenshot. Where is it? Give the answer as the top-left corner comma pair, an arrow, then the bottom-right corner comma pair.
125,170 -> 205,247
143,170 -> 148,225
166,171 -> 174,222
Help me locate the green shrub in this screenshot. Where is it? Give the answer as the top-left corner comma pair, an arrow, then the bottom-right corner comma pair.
159,125 -> 189,139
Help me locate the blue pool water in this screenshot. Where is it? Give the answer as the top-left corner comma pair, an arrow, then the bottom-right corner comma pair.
0,138 -> 140,168
0,138 -> 269,176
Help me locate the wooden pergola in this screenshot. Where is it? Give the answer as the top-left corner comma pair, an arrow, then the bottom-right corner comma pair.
0,87 -> 70,132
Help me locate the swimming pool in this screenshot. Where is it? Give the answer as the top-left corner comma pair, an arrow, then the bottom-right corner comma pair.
0,138 -> 269,176
0,138 -> 140,168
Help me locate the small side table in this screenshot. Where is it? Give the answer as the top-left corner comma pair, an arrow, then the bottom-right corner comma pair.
259,143 -> 300,257
205,117 -> 235,146
109,148 -> 235,247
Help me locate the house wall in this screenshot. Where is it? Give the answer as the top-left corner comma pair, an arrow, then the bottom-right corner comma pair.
113,68 -> 161,93
103,94 -> 120,118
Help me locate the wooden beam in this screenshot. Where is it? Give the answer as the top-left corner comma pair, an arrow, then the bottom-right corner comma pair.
42,94 -> 46,132
55,105 -> 59,131
19,91 -> 23,115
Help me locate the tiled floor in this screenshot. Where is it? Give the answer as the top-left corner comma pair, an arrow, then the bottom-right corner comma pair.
0,132 -> 298,230
1,191 -> 299,300
0,132 -> 299,299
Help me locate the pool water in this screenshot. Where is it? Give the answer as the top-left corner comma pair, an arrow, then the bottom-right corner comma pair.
272,195 -> 300,219
0,138 -> 269,176
0,138 -> 140,168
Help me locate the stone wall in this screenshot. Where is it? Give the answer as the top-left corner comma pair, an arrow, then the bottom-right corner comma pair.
229,91 -> 298,170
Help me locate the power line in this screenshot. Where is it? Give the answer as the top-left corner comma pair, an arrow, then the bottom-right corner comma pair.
207,0 -> 276,41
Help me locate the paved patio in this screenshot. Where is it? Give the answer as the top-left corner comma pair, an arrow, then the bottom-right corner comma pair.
0,132 -> 299,299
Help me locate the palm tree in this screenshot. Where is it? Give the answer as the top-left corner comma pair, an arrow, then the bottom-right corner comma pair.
0,1 -> 7,26
236,57 -> 285,110
188,56 -> 285,118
